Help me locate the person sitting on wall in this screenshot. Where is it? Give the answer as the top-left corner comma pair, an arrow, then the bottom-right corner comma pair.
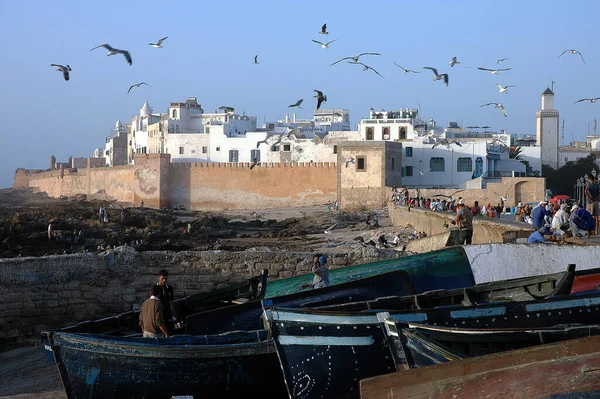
570,204 -> 595,238
301,254 -> 330,289
551,203 -> 571,234
527,226 -> 553,245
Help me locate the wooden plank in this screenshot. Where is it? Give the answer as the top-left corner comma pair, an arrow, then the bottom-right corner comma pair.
360,336 -> 600,399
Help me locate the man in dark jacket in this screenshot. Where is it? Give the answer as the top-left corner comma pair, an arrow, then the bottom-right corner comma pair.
156,269 -> 175,330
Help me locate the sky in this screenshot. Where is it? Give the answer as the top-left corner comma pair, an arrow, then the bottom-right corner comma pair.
0,0 -> 599,188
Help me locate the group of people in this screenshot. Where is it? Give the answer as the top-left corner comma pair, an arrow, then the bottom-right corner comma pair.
526,200 -> 597,244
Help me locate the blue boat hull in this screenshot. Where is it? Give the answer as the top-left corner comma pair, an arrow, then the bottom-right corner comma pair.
47,331 -> 287,399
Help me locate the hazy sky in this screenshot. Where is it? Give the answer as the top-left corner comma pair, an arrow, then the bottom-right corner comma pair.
1,0 -> 598,188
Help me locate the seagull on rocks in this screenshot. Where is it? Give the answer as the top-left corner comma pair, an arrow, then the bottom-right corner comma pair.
449,56 -> 460,67
558,49 -> 585,63
288,99 -> 303,109
313,90 -> 327,110
423,67 -> 449,86
351,62 -> 384,79
324,222 -> 338,234
127,82 -> 151,94
90,44 -> 132,65
497,58 -> 508,64
253,54 -> 259,64
480,102 -> 508,117
496,83 -> 516,93
330,52 -> 380,66
478,67 -> 511,75
319,23 -> 328,35
393,62 -> 419,73
574,97 -> 600,104
148,37 -> 168,48
312,39 -> 337,50
50,64 -> 71,81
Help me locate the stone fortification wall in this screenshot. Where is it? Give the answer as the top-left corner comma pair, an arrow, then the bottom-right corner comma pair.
169,161 -> 337,210
0,246 -> 398,347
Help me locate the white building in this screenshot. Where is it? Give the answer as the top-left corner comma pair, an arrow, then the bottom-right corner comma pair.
102,120 -> 129,166
167,97 -> 204,133
536,88 -> 560,169
131,101 -> 161,157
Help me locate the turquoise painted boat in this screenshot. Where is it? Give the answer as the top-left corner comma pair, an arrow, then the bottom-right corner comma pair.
264,246 -> 474,298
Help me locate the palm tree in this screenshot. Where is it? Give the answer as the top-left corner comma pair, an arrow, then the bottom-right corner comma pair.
509,146 -> 523,161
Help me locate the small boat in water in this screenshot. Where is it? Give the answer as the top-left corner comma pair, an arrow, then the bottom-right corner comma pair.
46,329 -> 288,399
359,335 -> 600,399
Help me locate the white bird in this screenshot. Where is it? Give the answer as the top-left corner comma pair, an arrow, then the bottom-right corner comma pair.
345,157 -> 355,168
423,67 -> 449,86
393,62 -> 419,73
312,39 -> 337,50
330,52 -> 380,66
432,139 -> 462,149
313,90 -> 327,110
496,58 -> 508,64
50,64 -> 71,81
127,82 -> 151,94
558,49 -> 585,64
480,102 -> 508,117
319,23 -> 328,35
253,54 -> 259,64
288,99 -> 303,108
478,67 -> 511,75
148,37 -> 168,48
351,62 -> 384,79
574,97 -> 600,104
324,222 -> 338,234
90,44 -> 132,65
496,82 -> 516,93
449,56 -> 460,67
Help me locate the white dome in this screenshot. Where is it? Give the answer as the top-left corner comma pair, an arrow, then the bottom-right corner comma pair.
140,101 -> 153,117
115,120 -> 122,129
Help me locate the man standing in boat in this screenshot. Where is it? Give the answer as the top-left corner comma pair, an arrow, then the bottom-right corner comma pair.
455,199 -> 474,245
139,285 -> 169,338
302,254 -> 329,289
156,269 -> 176,331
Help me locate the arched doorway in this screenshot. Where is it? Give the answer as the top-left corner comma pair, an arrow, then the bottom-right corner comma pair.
383,127 -> 390,140
366,127 -> 374,140
399,127 -> 407,140
474,157 -> 483,178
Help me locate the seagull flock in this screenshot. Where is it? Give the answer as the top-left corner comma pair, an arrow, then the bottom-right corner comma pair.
50,26 -> 594,119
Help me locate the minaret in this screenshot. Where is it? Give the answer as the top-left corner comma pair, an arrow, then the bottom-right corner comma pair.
536,88 -> 559,170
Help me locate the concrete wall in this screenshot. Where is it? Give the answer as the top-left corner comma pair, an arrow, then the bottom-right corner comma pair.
388,204 -> 533,244
169,161 -> 337,210
403,177 -> 546,209
0,246 -> 398,346
465,244 -> 600,284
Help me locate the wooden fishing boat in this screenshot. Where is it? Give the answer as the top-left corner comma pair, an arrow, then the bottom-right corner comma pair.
359,335 -> 600,399
46,329 -> 288,399
382,321 -> 600,369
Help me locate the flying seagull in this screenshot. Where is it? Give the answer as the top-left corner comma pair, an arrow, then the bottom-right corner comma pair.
423,67 -> 449,86
250,157 -> 259,170
480,102 -> 508,117
432,139 -> 462,149
558,49 -> 585,63
127,82 -> 151,94
253,54 -> 259,64
574,97 -> 600,104
148,37 -> 168,48
497,58 -> 508,64
478,67 -> 511,75
330,52 -> 380,66
351,62 -> 384,79
324,222 -> 338,234
313,90 -> 327,110
319,23 -> 328,35
345,157 -> 355,168
393,62 -> 419,73
496,83 -> 516,93
449,56 -> 460,67
312,39 -> 337,50
90,44 -> 132,65
50,64 -> 71,81
288,99 -> 303,109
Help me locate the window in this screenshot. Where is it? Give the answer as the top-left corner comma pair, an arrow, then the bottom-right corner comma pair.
229,149 -> 239,162
206,127 -> 210,134
172,109 -> 177,118
457,157 -> 472,172
399,127 -> 407,140
383,127 -> 390,140
333,145 -> 338,154
250,149 -> 260,163
216,146 -> 220,152
356,156 -> 366,171
391,157 -> 395,170
202,146 -> 208,154
179,146 -> 184,155
366,127 -> 374,140
283,144 -> 291,151
271,145 -> 280,152
405,147 -> 413,157
405,166 -> 413,177
268,123 -> 275,129
430,157 -> 445,172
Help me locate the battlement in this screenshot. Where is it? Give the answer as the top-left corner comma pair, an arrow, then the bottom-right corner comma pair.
169,161 -> 337,169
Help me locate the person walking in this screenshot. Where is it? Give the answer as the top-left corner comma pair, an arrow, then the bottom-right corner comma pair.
455,199 -> 474,245
139,285 -> 169,338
